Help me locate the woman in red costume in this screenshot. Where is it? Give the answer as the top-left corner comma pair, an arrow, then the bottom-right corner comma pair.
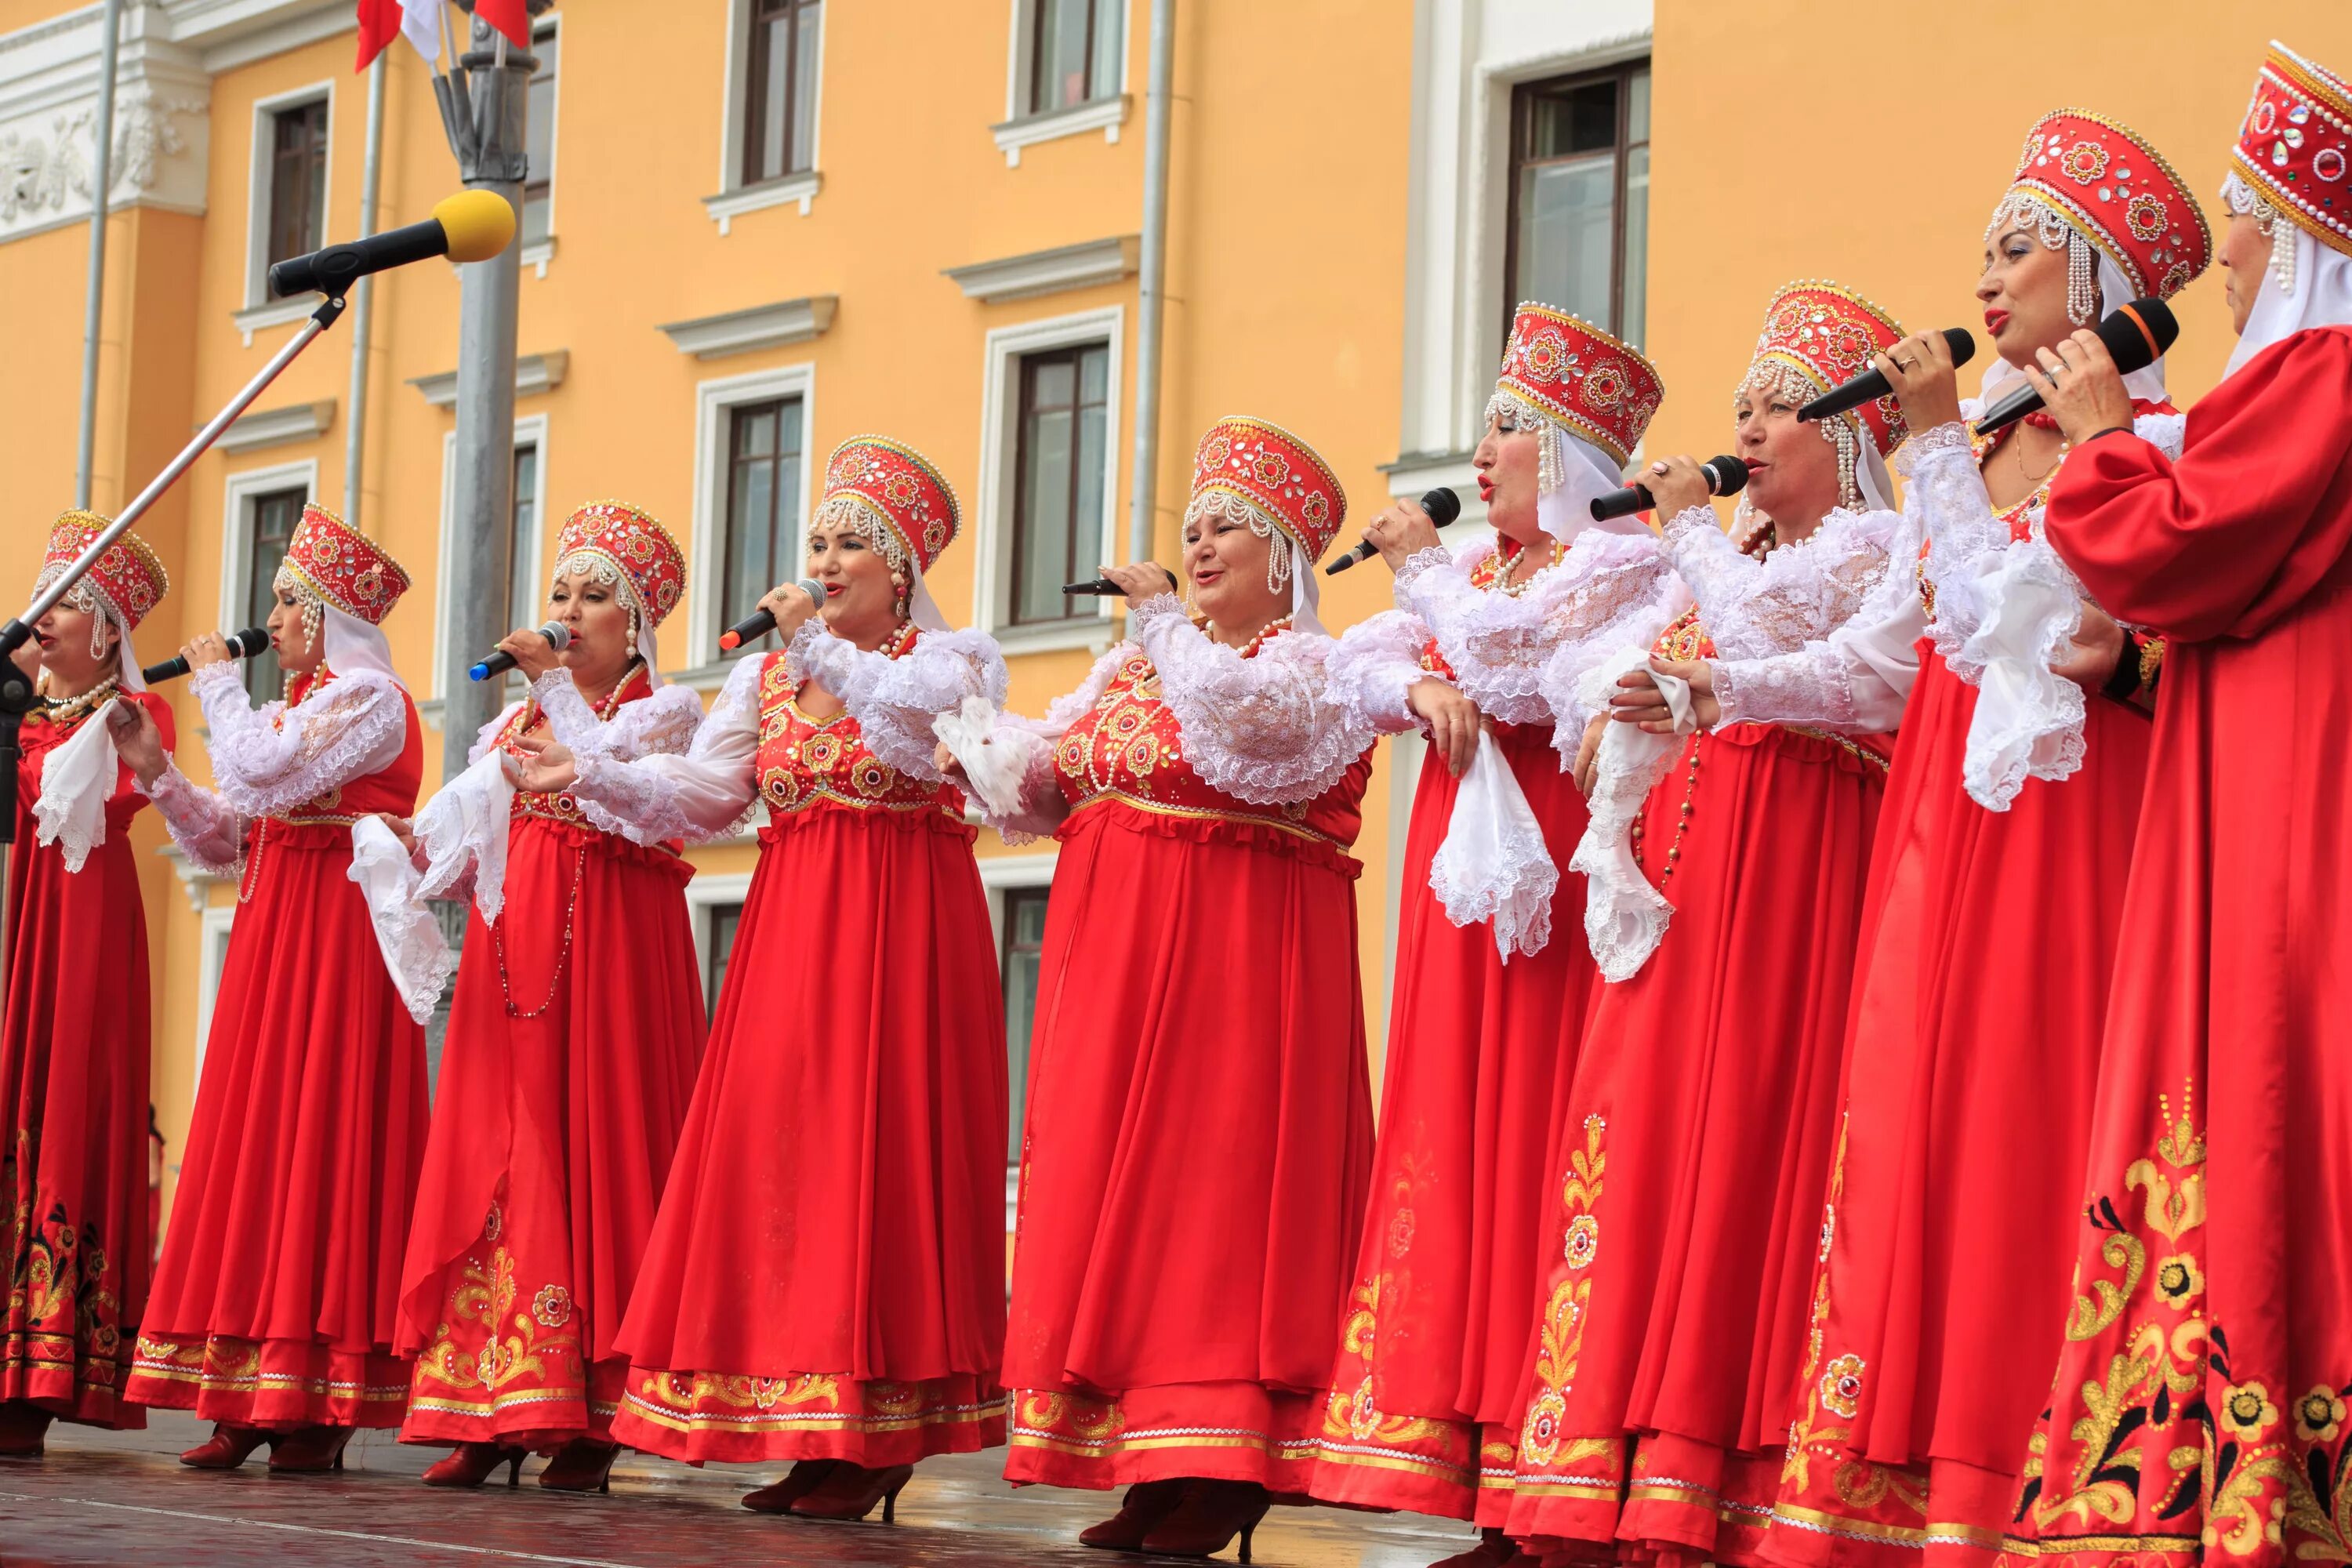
392,502 -> 707,1492
1308,309 -> 1679,1568
1501,284 -> 1911,1568
118,505 -> 428,1474
523,438 -> 1010,1523
1634,114 -> 2210,1568
956,416 -> 1376,1562
1995,43 -> 2352,1568
0,516 -> 173,1455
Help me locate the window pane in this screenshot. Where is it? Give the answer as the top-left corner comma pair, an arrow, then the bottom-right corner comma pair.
1620,142 -> 1650,351
1018,408 -> 1076,623
510,445 -> 541,635
267,102 -> 326,269
1527,79 -> 1617,159
522,27 -> 558,246
1517,155 -> 1616,331
1001,888 -> 1051,1166
723,399 -> 804,644
245,488 -> 305,703
757,16 -> 790,180
790,1 -> 821,174
1627,67 -> 1650,145
1074,346 -> 1109,588
706,903 -> 742,1013
1089,0 -> 1121,102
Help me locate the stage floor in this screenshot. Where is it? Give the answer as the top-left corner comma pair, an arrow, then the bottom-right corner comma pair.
0,1411 -> 1477,1566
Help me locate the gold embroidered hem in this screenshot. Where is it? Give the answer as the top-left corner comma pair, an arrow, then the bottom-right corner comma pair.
1,1140 -> 141,1428
1004,1382 -> 1326,1492
608,1367 -> 1005,1466
125,1330 -> 410,1429
399,1224 -> 618,1446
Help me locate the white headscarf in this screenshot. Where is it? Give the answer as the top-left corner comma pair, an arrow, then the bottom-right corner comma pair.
1536,430 -> 1646,544
2221,172 -> 2352,376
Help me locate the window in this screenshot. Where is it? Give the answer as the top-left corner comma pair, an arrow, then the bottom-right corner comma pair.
720,396 -> 806,648
705,902 -> 743,1013
242,487 -> 305,703
521,22 -> 560,248
509,441 -> 543,636
1028,0 -> 1121,116
1000,886 -> 1051,1167
742,0 -> 822,186
1010,343 -> 1110,626
1506,61 -> 1650,350
265,98 -> 329,271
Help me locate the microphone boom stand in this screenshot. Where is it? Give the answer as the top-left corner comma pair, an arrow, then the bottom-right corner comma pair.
0,292 -> 350,1007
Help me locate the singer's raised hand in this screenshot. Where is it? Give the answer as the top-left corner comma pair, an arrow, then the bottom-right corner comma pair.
1406,677 -> 1481,777
497,626 -> 564,680
1641,456 -> 1717,524
1098,561 -> 1175,607
515,737 -> 579,796
756,580 -> 822,638
183,631 -> 233,671
1873,329 -> 1964,434
2022,328 -> 2132,446
110,699 -> 167,787
1359,496 -> 1443,570
371,812 -> 419,859
1609,656 -> 1720,734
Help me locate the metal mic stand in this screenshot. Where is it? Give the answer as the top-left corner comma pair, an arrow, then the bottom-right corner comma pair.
0,292 -> 350,1006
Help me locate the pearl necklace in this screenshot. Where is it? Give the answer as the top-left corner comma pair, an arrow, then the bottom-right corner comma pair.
41,674 -> 121,730
1495,540 -> 1566,597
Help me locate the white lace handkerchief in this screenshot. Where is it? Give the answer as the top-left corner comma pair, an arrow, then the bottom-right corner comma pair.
1429,731 -> 1559,962
1569,647 -> 1696,982
349,815 -> 456,1025
416,746 -> 517,920
1958,542 -> 2088,812
31,704 -> 122,873
935,695 -> 1047,820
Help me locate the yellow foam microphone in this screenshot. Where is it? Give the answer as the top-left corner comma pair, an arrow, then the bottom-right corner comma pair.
267,188 -> 519,299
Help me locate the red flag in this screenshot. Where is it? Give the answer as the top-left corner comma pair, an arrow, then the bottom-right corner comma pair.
354,0 -> 404,70
472,0 -> 534,51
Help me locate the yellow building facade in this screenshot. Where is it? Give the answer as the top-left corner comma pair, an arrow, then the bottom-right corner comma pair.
0,0 -> 2344,1228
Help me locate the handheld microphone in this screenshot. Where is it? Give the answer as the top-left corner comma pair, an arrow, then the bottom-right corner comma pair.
268,190 -> 518,299
1325,487 -> 1464,575
141,627 -> 269,685
1797,328 -> 1979,424
1062,566 -> 1183,597
1973,298 -> 2178,438
470,622 -> 572,683
716,579 -> 831,652
1591,456 -> 1750,522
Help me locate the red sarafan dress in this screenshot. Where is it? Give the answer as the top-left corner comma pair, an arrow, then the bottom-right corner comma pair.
575,622 -> 1011,1466
129,660 -> 430,1428
1991,270 -> 2352,1568
1753,404 -> 2181,1568
1506,495 -> 1903,1566
0,689 -> 174,1429
980,595 -> 1376,1494
396,662 -> 706,1449
1310,524 -> 1680,1525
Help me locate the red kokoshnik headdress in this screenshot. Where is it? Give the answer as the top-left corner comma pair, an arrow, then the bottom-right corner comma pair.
554,501 -> 687,628
1490,303 -> 1663,470
1986,109 -> 2212,325
278,503 -> 412,626
1742,281 -> 1907,511
812,437 -> 962,632
2224,41 -> 2352,301
38,511 -> 169,633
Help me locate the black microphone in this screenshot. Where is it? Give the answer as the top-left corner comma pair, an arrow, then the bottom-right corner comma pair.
1062,567 -> 1182,597
1973,298 -> 2179,438
1591,456 -> 1750,522
1797,328 -> 1979,424
141,627 -> 269,684
717,579 -> 830,652
268,190 -> 517,299
1325,487 -> 1464,575
470,621 -> 572,683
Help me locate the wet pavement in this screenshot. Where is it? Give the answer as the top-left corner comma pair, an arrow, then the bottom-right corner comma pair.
0,1412 -> 1476,1566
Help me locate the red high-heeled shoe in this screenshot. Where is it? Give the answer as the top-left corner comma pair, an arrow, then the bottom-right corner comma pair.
742,1458 -> 840,1514
421,1442 -> 527,1488
536,1438 -> 620,1494
266,1425 -> 355,1474
180,1424 -> 273,1469
789,1461 -> 914,1523
1138,1479 -> 1272,1563
1078,1477 -> 1189,1550
0,1400 -> 53,1457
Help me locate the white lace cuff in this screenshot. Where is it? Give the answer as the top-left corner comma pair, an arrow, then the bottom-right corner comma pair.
199,666 -> 408,818
140,761 -> 245,877
1955,538 -> 2089,811
788,619 -> 1008,782
349,815 -> 456,1024
415,746 -> 517,919
1129,608 -> 1367,805
1327,610 -> 1438,735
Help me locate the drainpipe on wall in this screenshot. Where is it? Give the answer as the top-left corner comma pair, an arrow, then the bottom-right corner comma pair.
73,0 -> 124,511
1126,0 -> 1176,564
343,54 -> 388,525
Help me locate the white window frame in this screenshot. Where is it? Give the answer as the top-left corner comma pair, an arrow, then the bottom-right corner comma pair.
981,848 -> 1058,1225
432,414 -> 551,699
193,904 -> 238,1085
684,871 -> 757,1009
706,0 -> 826,229
971,306 -> 1123,656
217,458 -> 319,636
995,0 -> 1131,166
238,80 -> 335,334
684,363 -> 818,684
521,14 -> 562,275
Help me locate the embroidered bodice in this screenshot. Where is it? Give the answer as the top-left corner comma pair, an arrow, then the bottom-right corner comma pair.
753,652 -> 965,823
